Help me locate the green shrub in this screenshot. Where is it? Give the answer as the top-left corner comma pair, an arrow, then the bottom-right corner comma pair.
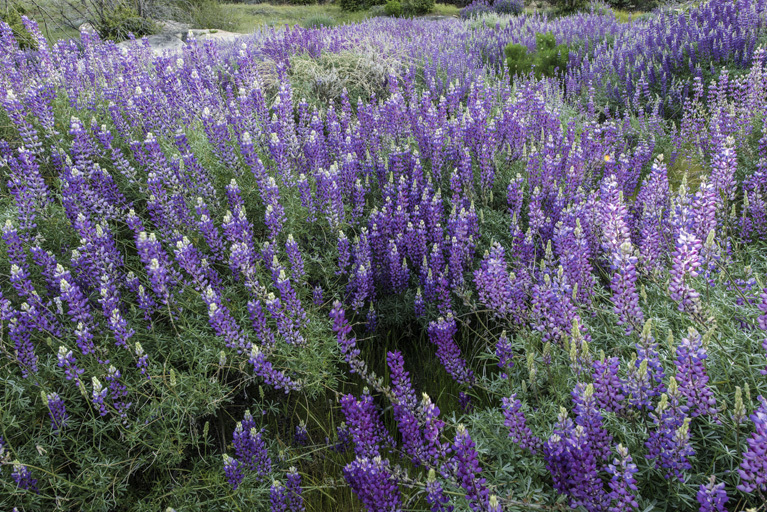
505,32 -> 570,81
504,42 -> 531,76
0,3 -> 37,50
300,14 -> 336,27
385,0 -> 403,16
100,4 -> 156,41
369,4 -> 387,16
603,0 -> 660,11
188,0 -> 231,30
550,0 -> 588,13
339,0 -> 367,11
403,0 -> 434,15
290,0 -> 318,5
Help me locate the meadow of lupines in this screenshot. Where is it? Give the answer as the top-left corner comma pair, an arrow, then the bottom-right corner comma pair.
2,0 -> 767,510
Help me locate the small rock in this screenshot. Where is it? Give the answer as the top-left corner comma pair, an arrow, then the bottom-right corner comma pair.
159,20 -> 191,33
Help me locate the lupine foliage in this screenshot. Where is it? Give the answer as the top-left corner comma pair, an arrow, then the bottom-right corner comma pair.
2,2 -> 767,511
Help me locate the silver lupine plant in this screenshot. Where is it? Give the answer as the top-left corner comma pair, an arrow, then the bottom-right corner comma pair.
2,2 -> 767,510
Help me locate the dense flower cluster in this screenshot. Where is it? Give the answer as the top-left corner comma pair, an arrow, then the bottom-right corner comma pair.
1,2 -> 767,510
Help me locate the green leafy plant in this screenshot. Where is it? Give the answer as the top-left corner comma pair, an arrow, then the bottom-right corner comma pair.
300,14 -> 336,27
99,4 -> 155,41
505,32 -> 570,81
0,2 -> 37,49
551,0 -> 588,13
403,0 -> 435,15
384,0 -> 403,16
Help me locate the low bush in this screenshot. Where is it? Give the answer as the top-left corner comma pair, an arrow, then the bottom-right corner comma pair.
403,0 -> 435,15
505,31 -> 570,80
460,0 -> 493,18
493,0 -> 523,15
384,0 -> 403,16
340,0 -> 382,11
369,4 -> 387,15
0,3 -> 38,49
187,0 -> 231,30
98,3 -> 156,41
550,0 -> 588,13
461,0 -> 523,19
288,50 -> 403,105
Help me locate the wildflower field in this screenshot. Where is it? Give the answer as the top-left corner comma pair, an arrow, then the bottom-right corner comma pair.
2,1 -> 767,511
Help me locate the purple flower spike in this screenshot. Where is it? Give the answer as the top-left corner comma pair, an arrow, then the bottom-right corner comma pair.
233,423 -> 272,478
591,355 -> 624,413
340,391 -> 391,459
646,378 -> 694,481
600,175 -> 643,333
501,394 -> 540,453
474,243 -> 515,319
270,480 -> 287,512
223,454 -> 243,490
675,328 -> 717,418
447,424 -> 489,512
91,377 -> 109,417
697,475 -> 728,512
57,346 -> 84,384
286,467 -> 305,512
427,315 -> 474,386
606,444 -> 639,512
343,456 -> 402,512
45,392 -> 69,433
425,469 -> 454,512
495,331 -> 513,378
11,462 -> 38,493
737,395 -> 767,493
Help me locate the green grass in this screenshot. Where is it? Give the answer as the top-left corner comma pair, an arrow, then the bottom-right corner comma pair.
613,9 -> 644,23
430,3 -> 460,16
221,3 -> 371,32
19,1 -> 460,43
221,3 -> 459,33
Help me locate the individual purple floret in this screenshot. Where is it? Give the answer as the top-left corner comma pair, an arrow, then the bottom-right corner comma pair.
606,444 -> 639,512
738,395 -> 767,493
697,475 -> 728,512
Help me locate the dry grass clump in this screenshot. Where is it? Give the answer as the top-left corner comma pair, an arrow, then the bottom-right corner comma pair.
287,47 -> 407,105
